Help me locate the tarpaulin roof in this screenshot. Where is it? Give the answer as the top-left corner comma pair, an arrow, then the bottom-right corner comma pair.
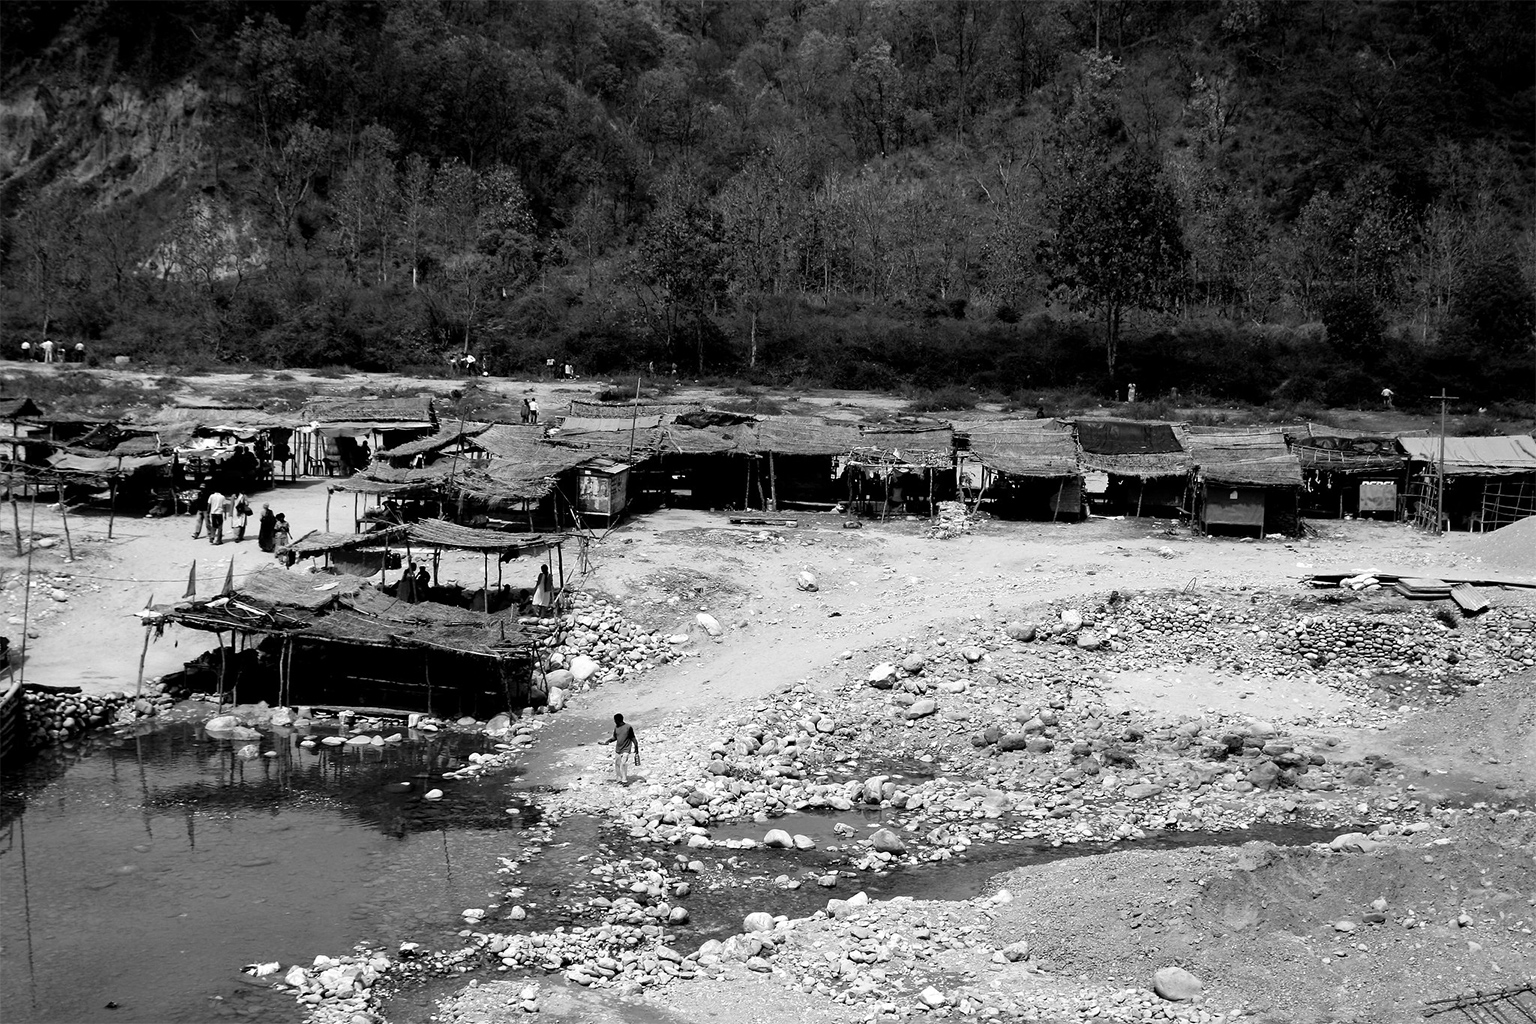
1074,418 -> 1184,455
404,519 -> 564,555
956,420 -> 1080,477
1399,435 -> 1536,476
548,425 -> 664,459
47,452 -> 168,474
1294,422 -> 1430,440
1179,426 -> 1302,487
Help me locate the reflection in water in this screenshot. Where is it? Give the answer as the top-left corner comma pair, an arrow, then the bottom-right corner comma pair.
0,718 -> 530,1024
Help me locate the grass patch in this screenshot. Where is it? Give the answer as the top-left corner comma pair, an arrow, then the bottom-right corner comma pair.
904,384 -> 979,413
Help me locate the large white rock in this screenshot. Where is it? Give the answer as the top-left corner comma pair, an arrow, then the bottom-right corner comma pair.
870,828 -> 906,853
743,912 -> 774,932
868,664 -> 897,689
696,612 -> 722,637
762,829 -> 793,849
544,669 -> 575,690
1152,966 -> 1203,1001
546,686 -> 567,712
484,714 -> 514,738
569,655 -> 601,682
795,571 -> 817,592
204,714 -> 243,733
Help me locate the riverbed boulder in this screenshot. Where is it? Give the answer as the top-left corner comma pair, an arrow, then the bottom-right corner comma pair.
870,828 -> 906,853
901,653 -> 926,674
1005,621 -> 1037,642
485,714 -> 514,738
997,732 -> 1031,752
763,829 -> 793,849
796,571 -> 818,592
743,912 -> 774,932
1153,966 -> 1203,1001
904,699 -> 937,719
1001,940 -> 1029,962
1060,609 -> 1084,631
544,669 -> 575,691
546,686 -> 567,712
204,714 -> 243,733
568,656 -> 601,683
696,612 -> 722,637
868,664 -> 897,689
1328,832 -> 1382,854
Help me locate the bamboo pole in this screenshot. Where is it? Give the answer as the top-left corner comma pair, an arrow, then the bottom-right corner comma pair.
135,625 -> 151,697
325,489 -> 332,531
10,492 -> 21,557
18,493 -> 37,686
57,485 -> 74,559
107,469 -> 119,539
216,630 -> 226,710
767,453 -> 778,512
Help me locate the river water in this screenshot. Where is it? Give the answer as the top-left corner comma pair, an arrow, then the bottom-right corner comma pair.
1,714 -> 1363,1024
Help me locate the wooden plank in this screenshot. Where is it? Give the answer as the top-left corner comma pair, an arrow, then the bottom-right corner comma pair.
1451,584 -> 1489,614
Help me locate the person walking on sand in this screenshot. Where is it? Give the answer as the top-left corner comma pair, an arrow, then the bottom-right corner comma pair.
207,488 -> 228,545
232,493 -> 251,542
601,713 -> 641,785
272,513 -> 292,550
257,504 -> 277,552
191,485 -> 212,539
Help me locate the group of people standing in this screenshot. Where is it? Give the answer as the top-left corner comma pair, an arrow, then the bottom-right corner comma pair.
192,486 -> 290,551
19,340 -> 86,363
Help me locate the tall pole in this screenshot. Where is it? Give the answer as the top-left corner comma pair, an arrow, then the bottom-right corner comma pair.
1433,388 -> 1458,536
627,376 -> 641,463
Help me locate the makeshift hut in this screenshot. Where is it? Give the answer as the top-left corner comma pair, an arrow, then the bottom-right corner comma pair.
1072,418 -> 1191,516
1178,426 -> 1303,537
953,420 -> 1084,520
296,395 -> 436,476
156,567 -> 541,718
1399,435 -> 1536,532
745,418 -> 863,511
844,424 -> 955,518
375,421 -> 492,468
654,416 -> 754,509
1290,423 -> 1419,519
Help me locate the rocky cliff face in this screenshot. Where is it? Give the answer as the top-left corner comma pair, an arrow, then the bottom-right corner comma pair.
1,76 -> 217,206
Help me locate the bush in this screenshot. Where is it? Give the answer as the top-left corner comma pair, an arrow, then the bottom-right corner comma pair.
904,385 -> 978,413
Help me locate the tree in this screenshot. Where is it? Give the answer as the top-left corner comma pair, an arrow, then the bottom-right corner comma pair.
330,125 -> 401,284
1038,154 -> 1186,384
1320,286 -> 1384,365
636,170 -> 732,374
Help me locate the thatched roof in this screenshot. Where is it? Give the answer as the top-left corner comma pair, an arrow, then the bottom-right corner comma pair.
451,454 -> 587,504
404,519 -> 564,555
567,398 -> 702,420
548,424 -> 664,459
750,418 -> 863,456
285,526 -> 409,557
1399,435 -> 1536,476
236,567 -> 367,612
465,423 -> 549,461
1294,435 -> 1406,474
377,423 -> 490,459
1178,426 -> 1302,487
665,423 -> 749,455
850,425 -> 954,468
300,395 -> 435,427
0,397 -> 42,419
130,407 -> 291,431
955,420 -> 1079,478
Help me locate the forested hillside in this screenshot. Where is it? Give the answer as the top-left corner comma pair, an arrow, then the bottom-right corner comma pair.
1,0 -> 1532,404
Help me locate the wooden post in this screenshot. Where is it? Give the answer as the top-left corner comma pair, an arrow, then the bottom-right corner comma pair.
768,452 -> 778,512
17,492 -> 37,686
927,469 -> 934,519
58,486 -> 74,559
743,460 -> 751,511
9,493 -> 21,557
755,458 -> 767,510
135,624 -> 151,697
382,535 -> 390,587
882,470 -> 892,522
216,630 -> 227,710
107,476 -> 119,540
556,541 -> 564,597
482,551 -> 490,602
325,489 -> 332,531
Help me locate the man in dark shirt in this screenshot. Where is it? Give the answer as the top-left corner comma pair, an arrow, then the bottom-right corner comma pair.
601,713 -> 640,785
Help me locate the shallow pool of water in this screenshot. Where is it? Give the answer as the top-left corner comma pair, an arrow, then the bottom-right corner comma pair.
0,719 -> 534,1024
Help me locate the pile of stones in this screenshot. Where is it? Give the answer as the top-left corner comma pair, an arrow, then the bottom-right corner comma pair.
23,688 -> 166,747
524,592 -> 686,692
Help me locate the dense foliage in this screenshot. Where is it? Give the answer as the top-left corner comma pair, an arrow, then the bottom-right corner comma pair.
1,0 -> 1532,404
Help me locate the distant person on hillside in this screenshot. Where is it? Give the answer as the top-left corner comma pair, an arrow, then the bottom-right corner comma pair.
1381,387 -> 1394,409
40,339 -> 55,363
600,713 -> 641,785
272,513 -> 292,549
526,397 -> 539,423
1126,382 -> 1137,403
73,342 -> 86,364
520,397 -> 531,424
19,342 -> 30,361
